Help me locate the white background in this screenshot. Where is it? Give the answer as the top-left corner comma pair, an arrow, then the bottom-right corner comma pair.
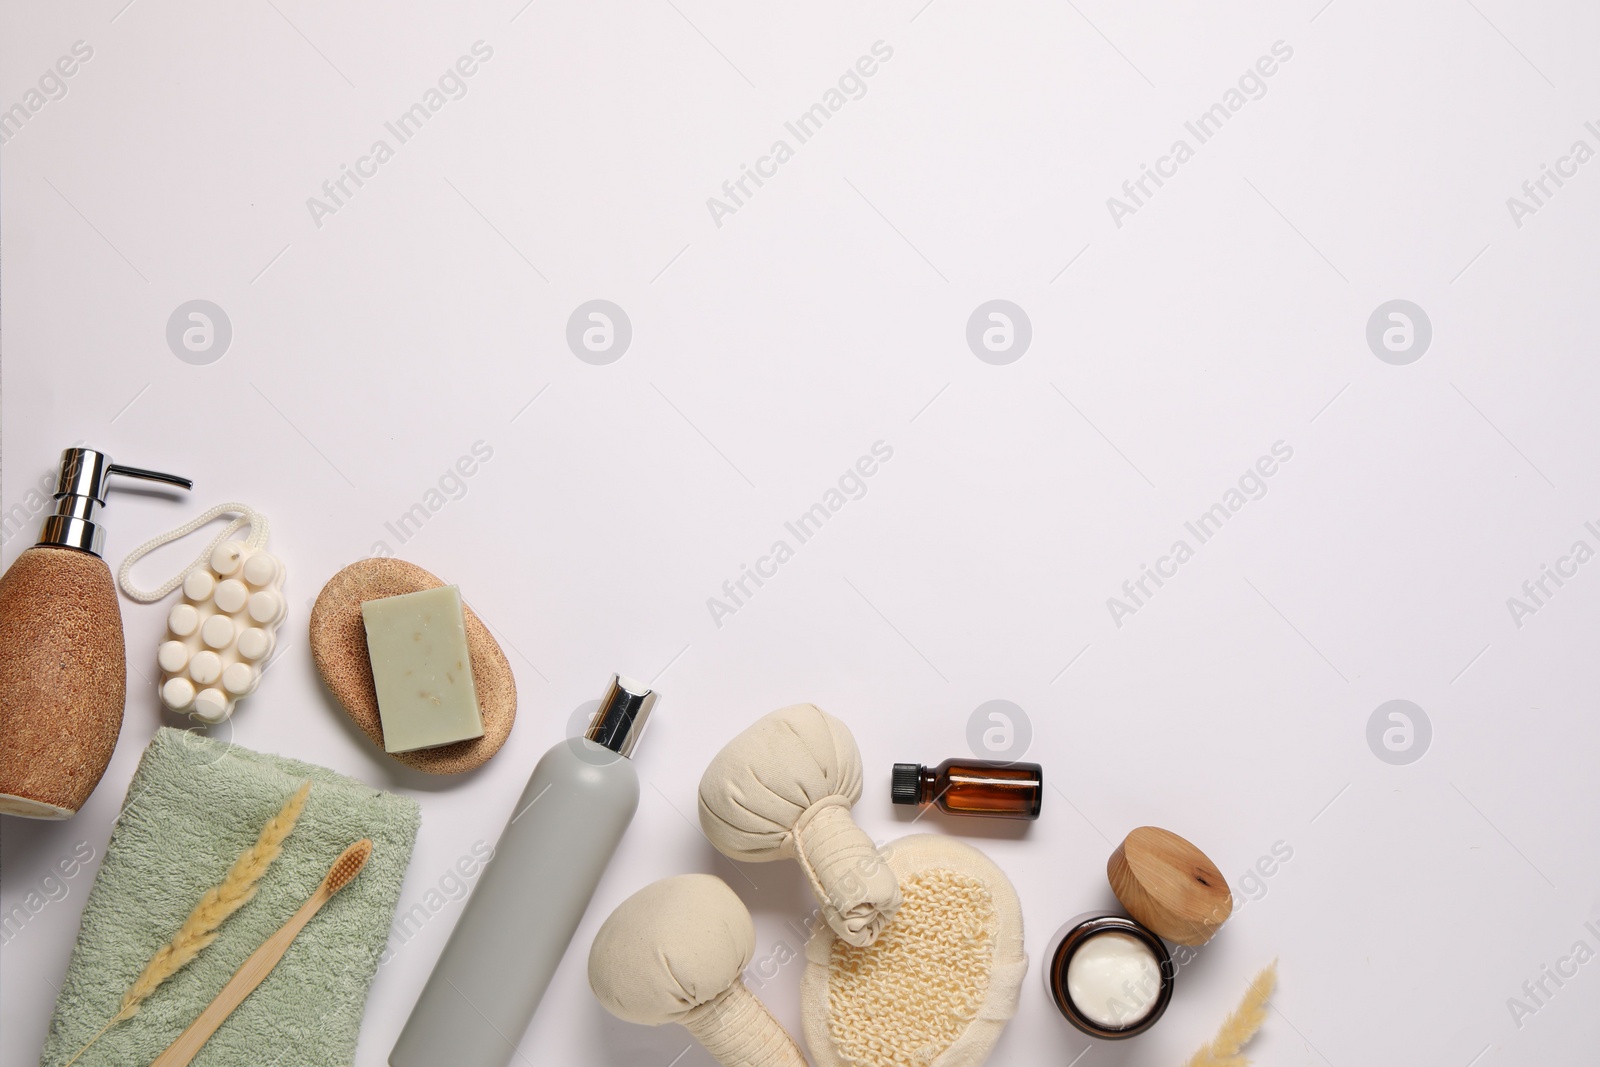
4,1 -> 1600,1064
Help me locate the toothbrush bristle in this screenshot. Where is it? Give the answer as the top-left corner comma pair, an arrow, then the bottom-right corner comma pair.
325,839 -> 373,893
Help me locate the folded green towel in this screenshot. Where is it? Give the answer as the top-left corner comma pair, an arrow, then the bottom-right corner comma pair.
41,727 -> 420,1066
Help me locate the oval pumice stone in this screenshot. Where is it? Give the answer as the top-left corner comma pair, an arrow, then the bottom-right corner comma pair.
310,558 -> 516,774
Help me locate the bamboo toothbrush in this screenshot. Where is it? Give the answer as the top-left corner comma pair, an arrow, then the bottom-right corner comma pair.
149,839 -> 374,1067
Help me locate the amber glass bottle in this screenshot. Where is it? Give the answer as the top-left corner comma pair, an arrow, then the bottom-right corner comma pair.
891,759 -> 1043,820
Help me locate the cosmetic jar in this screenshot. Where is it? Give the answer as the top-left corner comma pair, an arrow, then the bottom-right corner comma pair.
1045,827 -> 1231,1040
1046,915 -> 1173,1037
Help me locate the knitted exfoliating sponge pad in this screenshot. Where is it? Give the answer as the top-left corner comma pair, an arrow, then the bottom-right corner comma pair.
801,835 -> 1026,1067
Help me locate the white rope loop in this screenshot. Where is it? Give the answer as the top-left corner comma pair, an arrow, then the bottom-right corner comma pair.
117,503 -> 269,604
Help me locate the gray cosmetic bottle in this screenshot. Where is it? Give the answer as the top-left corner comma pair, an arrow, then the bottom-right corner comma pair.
390,674 -> 657,1067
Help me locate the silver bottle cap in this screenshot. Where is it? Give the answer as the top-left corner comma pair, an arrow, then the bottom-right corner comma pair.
584,674 -> 657,758
37,447 -> 192,557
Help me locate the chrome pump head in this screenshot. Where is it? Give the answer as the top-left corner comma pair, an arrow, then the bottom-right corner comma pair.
37,447 -> 192,557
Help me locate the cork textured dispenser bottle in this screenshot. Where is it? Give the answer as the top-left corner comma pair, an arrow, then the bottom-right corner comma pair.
0,448 -> 190,819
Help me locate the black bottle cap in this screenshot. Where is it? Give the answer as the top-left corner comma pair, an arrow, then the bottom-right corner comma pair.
891,763 -> 922,805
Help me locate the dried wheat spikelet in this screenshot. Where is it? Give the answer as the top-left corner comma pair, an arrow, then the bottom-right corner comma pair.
1181,961 -> 1277,1067
60,780 -> 312,1067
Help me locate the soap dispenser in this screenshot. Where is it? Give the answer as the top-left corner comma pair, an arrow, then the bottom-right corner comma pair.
0,447 -> 191,820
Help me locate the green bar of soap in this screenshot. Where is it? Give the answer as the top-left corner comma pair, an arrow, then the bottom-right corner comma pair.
361,585 -> 485,753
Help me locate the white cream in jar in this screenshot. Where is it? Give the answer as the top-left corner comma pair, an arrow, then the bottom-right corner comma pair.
1064,930 -> 1163,1028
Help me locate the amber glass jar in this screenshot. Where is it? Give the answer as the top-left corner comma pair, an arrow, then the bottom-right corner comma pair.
891,759 -> 1043,820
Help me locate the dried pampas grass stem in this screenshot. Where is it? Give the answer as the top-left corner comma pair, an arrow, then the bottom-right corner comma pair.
60,780 -> 312,1067
1182,960 -> 1277,1067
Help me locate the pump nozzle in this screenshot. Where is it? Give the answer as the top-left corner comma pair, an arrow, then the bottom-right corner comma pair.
39,447 -> 192,557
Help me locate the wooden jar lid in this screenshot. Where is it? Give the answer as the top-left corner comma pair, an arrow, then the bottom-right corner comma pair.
310,558 -> 516,774
1107,826 -> 1232,946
